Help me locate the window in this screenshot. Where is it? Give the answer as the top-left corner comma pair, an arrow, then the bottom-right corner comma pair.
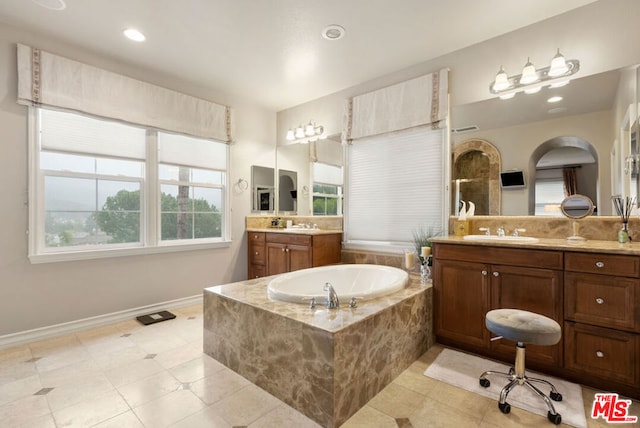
29,108 -> 229,262
534,177 -> 565,216
312,162 -> 343,215
345,127 -> 445,248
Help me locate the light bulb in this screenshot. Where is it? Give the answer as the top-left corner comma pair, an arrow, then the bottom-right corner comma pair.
295,126 -> 305,139
548,49 -> 569,77
492,67 -> 510,92
286,129 -> 295,141
305,122 -> 315,136
519,58 -> 538,85
524,85 -> 542,95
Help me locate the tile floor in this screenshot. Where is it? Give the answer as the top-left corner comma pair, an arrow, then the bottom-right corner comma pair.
0,304 -> 638,427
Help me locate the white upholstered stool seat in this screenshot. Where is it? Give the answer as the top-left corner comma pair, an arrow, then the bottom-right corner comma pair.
479,309 -> 563,425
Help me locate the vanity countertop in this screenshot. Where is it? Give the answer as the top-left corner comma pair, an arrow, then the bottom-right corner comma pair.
247,227 -> 342,235
431,235 -> 640,255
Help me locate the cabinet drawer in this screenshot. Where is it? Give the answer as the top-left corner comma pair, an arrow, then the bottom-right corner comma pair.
249,243 -> 266,265
565,272 -> 639,331
248,264 -> 266,279
565,252 -> 640,277
434,244 -> 562,269
266,233 -> 312,246
248,232 -> 265,244
564,322 -> 639,386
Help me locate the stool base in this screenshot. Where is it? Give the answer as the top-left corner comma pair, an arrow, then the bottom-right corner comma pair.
479,343 -> 563,425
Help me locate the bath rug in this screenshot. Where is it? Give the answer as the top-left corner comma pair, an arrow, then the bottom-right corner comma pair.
424,348 -> 586,428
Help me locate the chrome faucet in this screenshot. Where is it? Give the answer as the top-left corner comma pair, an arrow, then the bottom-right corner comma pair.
513,228 -> 526,237
497,226 -> 505,237
324,282 -> 339,309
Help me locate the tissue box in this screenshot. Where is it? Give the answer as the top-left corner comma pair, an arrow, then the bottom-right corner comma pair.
454,220 -> 470,236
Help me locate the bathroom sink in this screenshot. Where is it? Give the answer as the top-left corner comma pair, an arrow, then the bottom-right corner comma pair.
463,235 -> 539,243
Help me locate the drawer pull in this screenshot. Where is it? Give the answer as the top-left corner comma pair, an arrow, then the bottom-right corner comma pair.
596,351 -> 604,358
595,261 -> 605,268
254,234 -> 258,239
255,251 -> 259,255
481,270 -> 488,276
595,297 -> 604,304
493,271 -> 500,277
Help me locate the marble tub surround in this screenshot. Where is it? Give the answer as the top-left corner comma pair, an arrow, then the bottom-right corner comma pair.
203,274 -> 432,427
449,215 -> 640,242
246,215 -> 343,231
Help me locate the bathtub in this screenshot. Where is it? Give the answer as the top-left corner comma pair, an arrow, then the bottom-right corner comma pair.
267,263 -> 408,304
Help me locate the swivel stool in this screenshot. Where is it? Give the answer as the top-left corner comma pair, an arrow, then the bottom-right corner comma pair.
479,308 -> 563,425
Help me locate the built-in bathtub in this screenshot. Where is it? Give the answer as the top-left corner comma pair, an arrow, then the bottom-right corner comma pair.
267,264 -> 408,304
203,266 -> 433,428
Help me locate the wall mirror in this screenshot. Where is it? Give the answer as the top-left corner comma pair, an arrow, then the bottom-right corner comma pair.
278,169 -> 297,213
251,165 -> 275,212
451,66 -> 636,217
276,134 -> 344,216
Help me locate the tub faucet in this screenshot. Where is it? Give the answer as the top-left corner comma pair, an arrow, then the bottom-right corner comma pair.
324,282 -> 339,309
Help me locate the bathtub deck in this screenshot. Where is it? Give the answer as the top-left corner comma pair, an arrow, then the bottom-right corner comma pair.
203,274 -> 433,428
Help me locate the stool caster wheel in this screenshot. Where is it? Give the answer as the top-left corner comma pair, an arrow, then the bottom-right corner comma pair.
547,411 -> 562,425
550,391 -> 562,402
479,378 -> 490,388
498,402 -> 511,414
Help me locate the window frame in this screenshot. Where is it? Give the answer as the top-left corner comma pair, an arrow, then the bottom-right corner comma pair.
28,108 -> 231,264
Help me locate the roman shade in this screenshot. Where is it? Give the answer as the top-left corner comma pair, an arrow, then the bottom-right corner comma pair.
345,69 -> 448,141
17,44 -> 233,142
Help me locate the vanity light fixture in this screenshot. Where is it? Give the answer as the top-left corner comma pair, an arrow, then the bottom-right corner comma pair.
286,121 -> 325,144
490,49 -> 579,99
547,96 -> 563,103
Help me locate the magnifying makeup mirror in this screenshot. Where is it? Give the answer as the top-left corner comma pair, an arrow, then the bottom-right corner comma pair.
560,194 -> 594,242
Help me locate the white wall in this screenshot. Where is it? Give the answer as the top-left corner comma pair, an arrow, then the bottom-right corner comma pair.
0,23 -> 276,337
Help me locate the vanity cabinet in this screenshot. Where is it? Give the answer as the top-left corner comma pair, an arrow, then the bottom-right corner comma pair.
247,231 -> 342,278
564,252 -> 640,389
434,242 -> 640,399
433,244 -> 564,367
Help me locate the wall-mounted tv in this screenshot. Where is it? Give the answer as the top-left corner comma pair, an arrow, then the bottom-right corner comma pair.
500,170 -> 526,189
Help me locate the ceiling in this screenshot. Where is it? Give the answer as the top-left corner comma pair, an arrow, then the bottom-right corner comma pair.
0,0 -> 597,111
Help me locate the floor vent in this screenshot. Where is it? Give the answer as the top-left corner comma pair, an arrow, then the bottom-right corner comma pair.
136,310 -> 176,325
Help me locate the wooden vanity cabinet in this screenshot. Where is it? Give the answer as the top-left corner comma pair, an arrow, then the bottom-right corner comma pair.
564,252 -> 640,389
247,231 -> 342,278
433,244 -> 564,368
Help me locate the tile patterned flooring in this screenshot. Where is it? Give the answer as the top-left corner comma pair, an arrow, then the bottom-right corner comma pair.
0,304 -> 638,427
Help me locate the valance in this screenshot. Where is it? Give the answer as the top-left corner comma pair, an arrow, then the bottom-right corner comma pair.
345,69 -> 448,141
17,44 -> 233,142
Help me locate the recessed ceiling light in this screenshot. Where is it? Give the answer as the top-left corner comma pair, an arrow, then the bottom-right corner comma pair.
548,107 -> 567,115
31,0 -> 66,10
322,25 -> 345,41
547,96 -> 563,103
124,28 -> 146,42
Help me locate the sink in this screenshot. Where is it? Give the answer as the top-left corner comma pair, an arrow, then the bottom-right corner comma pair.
463,235 -> 539,243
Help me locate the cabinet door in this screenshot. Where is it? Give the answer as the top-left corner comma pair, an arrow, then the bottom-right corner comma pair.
490,264 -> 563,367
434,259 -> 490,349
288,244 -> 312,272
266,242 -> 289,276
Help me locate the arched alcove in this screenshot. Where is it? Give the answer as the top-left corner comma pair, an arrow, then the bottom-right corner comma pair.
452,139 -> 501,215
528,136 -> 599,215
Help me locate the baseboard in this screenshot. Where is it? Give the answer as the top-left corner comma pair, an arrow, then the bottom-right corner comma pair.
0,294 -> 203,350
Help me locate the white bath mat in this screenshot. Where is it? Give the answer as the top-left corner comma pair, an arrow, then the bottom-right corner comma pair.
424,348 -> 586,428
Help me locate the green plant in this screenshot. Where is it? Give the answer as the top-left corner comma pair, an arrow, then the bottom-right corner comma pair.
412,225 -> 441,255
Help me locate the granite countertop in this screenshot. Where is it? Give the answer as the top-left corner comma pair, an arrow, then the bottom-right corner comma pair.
205,274 -> 429,333
247,227 -> 343,235
431,235 -> 640,255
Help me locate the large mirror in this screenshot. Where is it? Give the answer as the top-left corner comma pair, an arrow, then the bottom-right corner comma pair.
251,165 -> 275,212
451,66 -> 638,217
276,134 -> 344,216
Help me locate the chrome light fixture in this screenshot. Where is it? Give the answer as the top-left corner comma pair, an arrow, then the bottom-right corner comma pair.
490,49 -> 579,99
286,121 -> 325,144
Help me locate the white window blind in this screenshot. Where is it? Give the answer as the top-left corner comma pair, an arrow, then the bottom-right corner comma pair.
346,127 -> 444,246
313,163 -> 342,186
158,132 -> 227,170
40,108 -> 146,159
